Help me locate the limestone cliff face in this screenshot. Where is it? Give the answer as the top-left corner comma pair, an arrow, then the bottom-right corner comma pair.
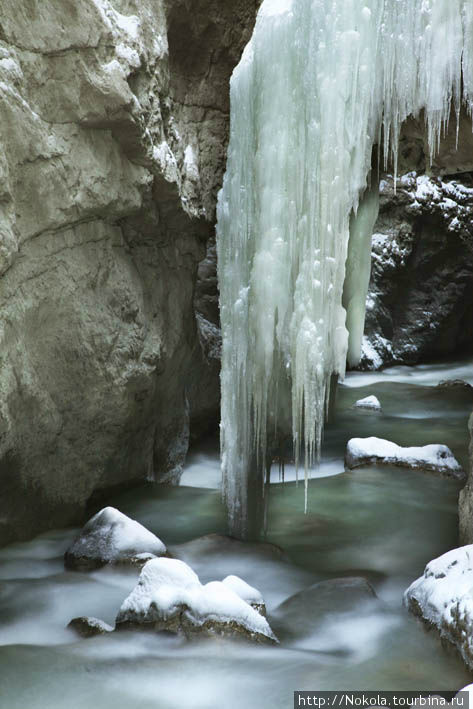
0,0 -> 258,543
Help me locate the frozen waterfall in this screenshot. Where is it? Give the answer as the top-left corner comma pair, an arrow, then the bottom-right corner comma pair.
216,0 -> 473,538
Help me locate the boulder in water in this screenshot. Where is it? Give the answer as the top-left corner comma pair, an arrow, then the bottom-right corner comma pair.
345,437 -> 465,480
64,507 -> 167,571
68,616 -> 114,638
405,545 -> 473,671
437,379 -> 473,390
352,395 -> 382,411
272,577 -> 378,640
115,557 -> 277,644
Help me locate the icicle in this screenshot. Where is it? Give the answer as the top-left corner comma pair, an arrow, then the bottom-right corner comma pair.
217,0 -> 473,539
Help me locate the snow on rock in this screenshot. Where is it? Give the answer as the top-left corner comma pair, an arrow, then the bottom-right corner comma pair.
404,546 -> 473,671
222,575 -> 266,615
115,557 -> 277,644
352,395 -> 382,411
438,379 -> 473,390
64,507 -> 167,571
361,172 -> 473,371
359,334 -> 391,370
345,438 -> 465,480
68,616 -> 114,638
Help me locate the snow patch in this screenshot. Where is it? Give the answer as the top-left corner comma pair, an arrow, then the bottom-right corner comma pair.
345,437 -> 464,479
353,395 -> 381,411
116,43 -> 141,69
183,145 -> 200,181
222,575 -> 265,608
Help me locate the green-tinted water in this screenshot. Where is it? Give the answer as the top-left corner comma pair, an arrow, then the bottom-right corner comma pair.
0,361 -> 472,708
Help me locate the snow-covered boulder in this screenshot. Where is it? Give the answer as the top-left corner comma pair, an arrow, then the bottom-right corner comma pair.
345,437 -> 465,480
222,575 -> 266,615
68,616 -> 114,638
115,557 -> 277,644
64,507 -> 167,571
352,395 -> 382,411
404,546 -> 473,671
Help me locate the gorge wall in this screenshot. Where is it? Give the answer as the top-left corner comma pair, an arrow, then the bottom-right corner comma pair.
0,0 -> 258,544
361,170 -> 473,369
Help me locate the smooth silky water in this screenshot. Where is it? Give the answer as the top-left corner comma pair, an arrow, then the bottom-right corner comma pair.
1,360 -> 472,708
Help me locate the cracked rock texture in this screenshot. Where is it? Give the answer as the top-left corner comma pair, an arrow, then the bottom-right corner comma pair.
0,0 -> 258,544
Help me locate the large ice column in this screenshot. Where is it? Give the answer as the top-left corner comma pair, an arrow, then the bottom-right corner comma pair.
217,0 -> 473,538
343,179 -> 380,369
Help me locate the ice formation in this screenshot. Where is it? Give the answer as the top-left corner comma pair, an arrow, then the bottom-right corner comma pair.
217,0 -> 473,536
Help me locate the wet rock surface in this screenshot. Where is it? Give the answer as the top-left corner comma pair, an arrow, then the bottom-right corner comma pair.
68,616 -> 114,638
272,577 -> 378,642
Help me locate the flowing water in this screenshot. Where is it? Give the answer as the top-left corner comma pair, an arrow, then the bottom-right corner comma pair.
1,360 -> 473,708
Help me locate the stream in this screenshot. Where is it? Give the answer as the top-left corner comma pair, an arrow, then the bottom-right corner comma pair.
1,358 -> 473,708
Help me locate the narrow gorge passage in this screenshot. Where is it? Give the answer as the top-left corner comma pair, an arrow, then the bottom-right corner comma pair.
2,0 -> 473,706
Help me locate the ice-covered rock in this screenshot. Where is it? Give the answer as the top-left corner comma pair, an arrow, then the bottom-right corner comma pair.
352,395 -> 382,411
404,546 -> 473,671
115,557 -> 277,644
64,507 -> 167,571
222,575 -> 266,615
68,616 -> 114,638
345,437 -> 465,480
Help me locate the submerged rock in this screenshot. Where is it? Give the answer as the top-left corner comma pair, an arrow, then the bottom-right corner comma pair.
272,577 -> 378,641
64,507 -> 167,571
68,616 -> 114,638
352,395 -> 382,411
171,533 -> 285,565
115,557 -> 277,644
405,545 -> 473,672
437,379 -> 473,390
345,437 -> 465,480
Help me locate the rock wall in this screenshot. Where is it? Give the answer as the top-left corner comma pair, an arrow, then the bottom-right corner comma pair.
0,0 -> 258,544
360,171 -> 473,369
459,414 -> 473,545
